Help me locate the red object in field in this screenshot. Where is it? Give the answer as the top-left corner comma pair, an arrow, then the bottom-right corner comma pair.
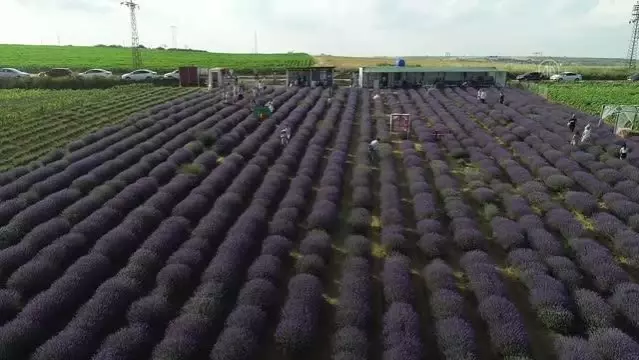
179,67 -> 199,87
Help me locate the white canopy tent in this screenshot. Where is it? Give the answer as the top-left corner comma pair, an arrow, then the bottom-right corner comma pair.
601,105 -> 639,134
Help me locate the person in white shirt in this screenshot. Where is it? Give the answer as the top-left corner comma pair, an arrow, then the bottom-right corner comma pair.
266,101 -> 274,113
369,138 -> 380,161
479,89 -> 487,104
580,124 -> 591,143
280,127 -> 291,146
570,132 -> 579,146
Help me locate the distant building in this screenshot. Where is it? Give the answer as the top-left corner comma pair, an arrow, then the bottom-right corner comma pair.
285,66 -> 334,87
357,66 -> 507,88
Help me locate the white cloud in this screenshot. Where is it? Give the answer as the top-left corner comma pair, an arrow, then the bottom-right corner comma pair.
0,0 -> 633,57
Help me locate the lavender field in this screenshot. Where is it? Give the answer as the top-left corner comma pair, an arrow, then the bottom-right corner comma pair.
0,85 -> 638,360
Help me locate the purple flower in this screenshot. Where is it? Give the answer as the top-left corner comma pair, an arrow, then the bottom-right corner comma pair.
574,288 -> 614,330
490,216 -> 526,250
564,191 -> 598,215
422,259 -> 457,291
383,255 -> 415,305
545,208 -> 584,239
507,248 -> 548,274
430,289 -> 464,319
553,335 -> 603,360
589,328 -> 639,359
382,302 -> 421,351
545,256 -> 583,289
544,174 -> 574,191
332,326 -> 368,358
435,317 -> 477,359
417,233 -> 446,258
609,283 -> 639,329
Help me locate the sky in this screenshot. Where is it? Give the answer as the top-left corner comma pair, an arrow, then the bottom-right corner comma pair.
0,0 -> 634,57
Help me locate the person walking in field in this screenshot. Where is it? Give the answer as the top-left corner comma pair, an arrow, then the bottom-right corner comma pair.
479,89 -> 487,104
620,143 -> 629,160
280,126 -> 291,146
580,124 -> 592,143
369,137 -> 380,162
266,101 -> 275,113
567,114 -> 577,133
570,132 -> 580,146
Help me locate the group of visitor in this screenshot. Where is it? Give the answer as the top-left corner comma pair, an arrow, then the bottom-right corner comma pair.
567,113 -> 629,159
476,89 -> 505,104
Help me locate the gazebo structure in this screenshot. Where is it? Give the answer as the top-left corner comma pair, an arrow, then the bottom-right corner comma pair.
601,104 -> 639,134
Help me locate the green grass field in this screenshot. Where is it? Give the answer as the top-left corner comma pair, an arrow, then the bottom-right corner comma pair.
518,82 -> 639,116
0,44 -> 630,80
0,85 -> 196,169
315,55 -> 630,80
0,44 -> 315,74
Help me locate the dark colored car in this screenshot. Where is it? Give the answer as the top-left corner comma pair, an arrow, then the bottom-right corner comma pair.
628,73 -> 639,81
40,68 -> 74,77
516,72 -> 544,81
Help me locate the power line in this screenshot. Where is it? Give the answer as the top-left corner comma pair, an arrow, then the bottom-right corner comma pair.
121,0 -> 143,69
627,0 -> 639,69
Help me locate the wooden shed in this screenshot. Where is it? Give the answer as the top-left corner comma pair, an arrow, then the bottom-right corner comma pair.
285,66 -> 335,87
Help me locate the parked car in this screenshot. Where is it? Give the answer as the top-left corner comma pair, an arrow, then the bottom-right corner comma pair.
121,69 -> 158,81
0,68 -> 30,79
550,72 -> 582,81
628,73 -> 639,81
78,69 -> 113,79
516,72 -> 544,81
164,69 -> 180,80
39,68 -> 74,78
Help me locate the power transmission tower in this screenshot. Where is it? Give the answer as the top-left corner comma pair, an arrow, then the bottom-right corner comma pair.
170,25 -> 178,48
627,1 -> 639,69
121,0 -> 143,69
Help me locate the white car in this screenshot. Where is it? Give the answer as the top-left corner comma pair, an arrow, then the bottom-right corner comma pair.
550,72 -> 582,81
121,69 -> 158,81
0,68 -> 30,79
164,69 -> 180,80
78,69 -> 113,79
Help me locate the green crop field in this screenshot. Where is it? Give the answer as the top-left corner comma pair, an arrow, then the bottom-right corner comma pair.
0,85 -> 197,169
519,82 -> 639,116
316,55 -> 630,80
0,44 -> 315,74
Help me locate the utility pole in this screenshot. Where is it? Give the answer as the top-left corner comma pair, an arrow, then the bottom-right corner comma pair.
627,1 -> 639,69
254,30 -> 258,54
121,0 -> 143,69
170,25 -> 178,49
